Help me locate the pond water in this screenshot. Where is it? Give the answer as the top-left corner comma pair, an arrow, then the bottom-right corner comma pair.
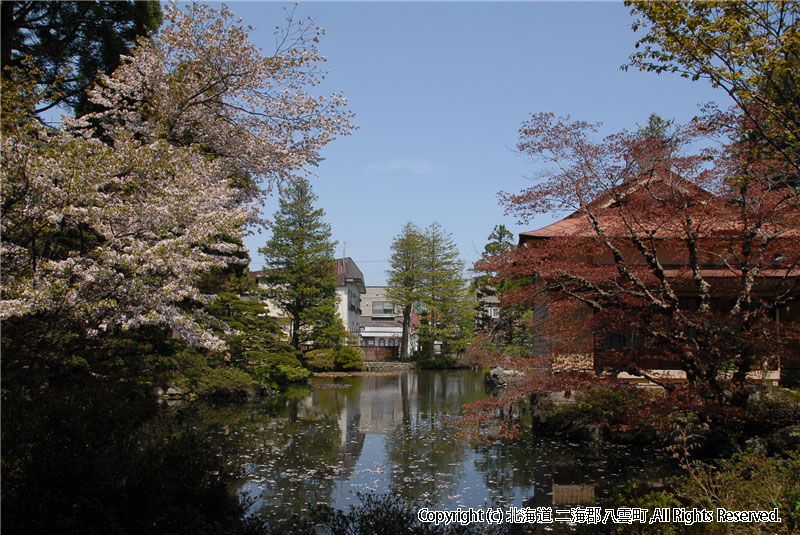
185,370 -> 676,524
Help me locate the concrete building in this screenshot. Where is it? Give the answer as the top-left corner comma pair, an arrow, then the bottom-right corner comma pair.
357,286 -> 420,359
249,257 -> 366,344
335,258 -> 366,338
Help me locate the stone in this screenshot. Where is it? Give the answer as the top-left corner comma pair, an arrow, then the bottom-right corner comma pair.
165,386 -> 182,398
484,367 -> 507,388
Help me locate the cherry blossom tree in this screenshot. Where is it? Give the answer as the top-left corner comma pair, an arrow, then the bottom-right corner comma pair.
1,4 -> 354,372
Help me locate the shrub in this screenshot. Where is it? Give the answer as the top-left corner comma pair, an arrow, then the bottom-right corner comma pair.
413,351 -> 457,369
194,366 -> 254,400
334,346 -> 363,371
254,351 -> 310,386
660,448 -> 800,535
305,349 -> 335,371
534,386 -> 662,442
746,387 -> 800,433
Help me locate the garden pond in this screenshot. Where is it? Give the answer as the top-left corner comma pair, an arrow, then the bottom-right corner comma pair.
178,370 -> 678,525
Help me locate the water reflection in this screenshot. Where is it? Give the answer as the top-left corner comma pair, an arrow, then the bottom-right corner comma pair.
186,370 -> 675,523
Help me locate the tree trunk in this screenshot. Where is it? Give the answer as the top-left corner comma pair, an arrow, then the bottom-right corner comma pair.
401,304 -> 412,360
292,314 -> 300,349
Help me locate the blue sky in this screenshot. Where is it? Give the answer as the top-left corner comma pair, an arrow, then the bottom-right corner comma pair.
232,1 -> 726,285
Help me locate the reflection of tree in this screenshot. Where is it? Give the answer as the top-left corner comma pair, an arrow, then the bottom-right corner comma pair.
414,370 -> 486,425
473,437 -> 678,509
158,370 -> 680,527
383,371 -> 487,504
180,380 -> 367,523
384,416 -> 468,504
473,440 -> 546,508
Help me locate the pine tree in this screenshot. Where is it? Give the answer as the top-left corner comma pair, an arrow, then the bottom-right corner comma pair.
473,224 -> 515,336
417,222 -> 473,357
258,178 -> 337,349
1,1 -> 163,115
386,222 -> 426,360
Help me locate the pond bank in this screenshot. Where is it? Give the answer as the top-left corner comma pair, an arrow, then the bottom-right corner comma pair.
363,360 -> 416,372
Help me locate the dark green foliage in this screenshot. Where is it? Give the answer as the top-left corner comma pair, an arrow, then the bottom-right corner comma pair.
473,224 -> 515,339
1,310 -> 183,387
305,347 -> 362,371
334,346 -> 364,371
388,221 -> 474,360
413,351 -> 459,370
535,387 -> 662,442
205,291 -> 285,364
386,222 -> 426,360
1,0 -> 162,115
417,222 -> 474,357
310,307 -> 353,351
258,178 -> 338,350
1,377 -> 264,535
194,366 -> 255,401
609,450 -> 800,535
482,224 -> 516,258
253,350 -> 310,386
744,387 -> 800,433
305,349 -> 335,371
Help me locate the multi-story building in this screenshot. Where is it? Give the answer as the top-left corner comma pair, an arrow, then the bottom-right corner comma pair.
359,286 -> 403,348
335,257 -> 366,338
249,257 -> 366,344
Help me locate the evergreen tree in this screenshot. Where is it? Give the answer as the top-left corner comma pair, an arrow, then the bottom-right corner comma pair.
417,222 -> 473,357
1,1 -> 162,115
386,222 -> 426,360
473,224 -> 515,336
258,178 -> 337,349
633,113 -> 677,173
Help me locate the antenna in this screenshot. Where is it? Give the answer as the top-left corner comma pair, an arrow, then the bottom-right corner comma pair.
340,241 -> 358,258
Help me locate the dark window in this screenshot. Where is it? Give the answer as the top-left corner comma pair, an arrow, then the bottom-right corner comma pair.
679,296 -> 699,311
603,332 -> 630,350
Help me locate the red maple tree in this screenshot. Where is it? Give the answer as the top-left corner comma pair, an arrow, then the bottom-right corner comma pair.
474,113 -> 800,416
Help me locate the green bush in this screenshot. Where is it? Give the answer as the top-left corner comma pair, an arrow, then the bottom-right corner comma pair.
194,366 -> 254,400
534,386 -> 662,441
746,387 -> 800,432
413,351 -> 457,369
334,346 -> 363,371
305,349 -> 335,371
255,351 -> 310,386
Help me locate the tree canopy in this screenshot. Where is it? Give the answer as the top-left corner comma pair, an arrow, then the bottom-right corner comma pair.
417,222 -> 474,357
257,178 -> 338,350
626,1 -> 800,184
1,0 -> 162,115
1,3 -> 354,374
491,112 -> 800,408
386,222 -> 426,360
472,225 -> 515,339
